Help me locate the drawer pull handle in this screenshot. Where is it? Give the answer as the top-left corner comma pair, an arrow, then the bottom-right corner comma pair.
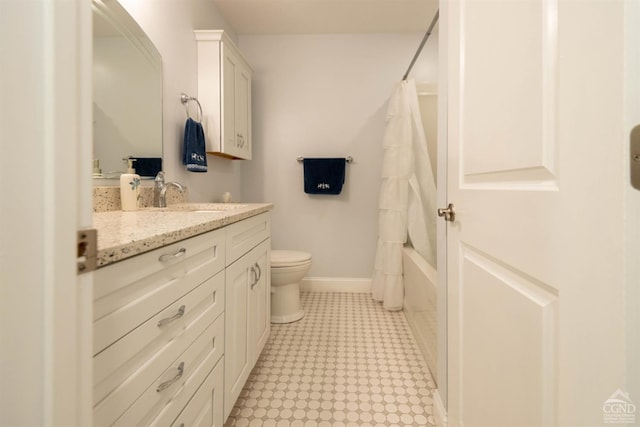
157,362 -> 184,392
159,247 -> 186,263
157,305 -> 186,327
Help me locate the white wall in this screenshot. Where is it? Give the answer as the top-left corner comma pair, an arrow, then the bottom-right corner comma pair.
239,33 -> 438,277
118,0 -> 242,202
98,2 -> 441,278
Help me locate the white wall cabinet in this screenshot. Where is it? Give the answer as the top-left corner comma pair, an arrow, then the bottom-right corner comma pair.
93,212 -> 271,426
223,213 -> 271,419
195,30 -> 252,160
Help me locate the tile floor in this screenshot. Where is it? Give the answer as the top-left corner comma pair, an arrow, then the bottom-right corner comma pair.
224,292 -> 437,427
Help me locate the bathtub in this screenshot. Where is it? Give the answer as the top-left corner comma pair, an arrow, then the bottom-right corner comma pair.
402,247 -> 438,384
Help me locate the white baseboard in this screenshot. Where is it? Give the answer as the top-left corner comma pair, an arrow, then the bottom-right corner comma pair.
300,277 -> 371,293
434,389 -> 448,427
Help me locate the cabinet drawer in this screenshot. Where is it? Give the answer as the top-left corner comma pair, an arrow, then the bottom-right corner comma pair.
225,212 -> 270,265
96,312 -> 224,427
94,272 -> 224,407
93,228 -> 225,355
170,357 -> 224,427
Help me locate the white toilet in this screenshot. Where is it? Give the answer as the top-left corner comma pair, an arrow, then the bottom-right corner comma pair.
270,250 -> 312,323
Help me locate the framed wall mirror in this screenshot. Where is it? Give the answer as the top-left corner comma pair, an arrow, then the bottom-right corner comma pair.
92,0 -> 162,181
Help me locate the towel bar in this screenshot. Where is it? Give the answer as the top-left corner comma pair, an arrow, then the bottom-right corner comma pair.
297,156 -> 353,163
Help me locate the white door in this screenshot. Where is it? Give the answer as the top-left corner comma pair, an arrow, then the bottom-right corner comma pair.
249,240 -> 271,359
626,0 -> 640,411
0,1 -> 93,425
223,46 -> 238,155
445,0 -> 629,426
235,65 -> 252,160
224,254 -> 252,419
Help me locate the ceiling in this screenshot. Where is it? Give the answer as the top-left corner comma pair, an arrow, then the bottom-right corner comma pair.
210,0 -> 439,34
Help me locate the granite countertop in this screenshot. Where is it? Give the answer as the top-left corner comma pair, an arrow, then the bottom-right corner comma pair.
93,203 -> 273,267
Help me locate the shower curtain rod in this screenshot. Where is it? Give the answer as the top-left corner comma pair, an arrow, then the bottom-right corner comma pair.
402,9 -> 439,81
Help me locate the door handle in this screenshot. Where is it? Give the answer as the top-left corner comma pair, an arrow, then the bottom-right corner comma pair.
254,262 -> 262,282
250,262 -> 262,290
250,265 -> 258,289
437,203 -> 456,222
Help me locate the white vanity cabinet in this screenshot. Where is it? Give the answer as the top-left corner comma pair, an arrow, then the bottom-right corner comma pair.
92,211 -> 271,426
223,213 -> 271,419
195,30 -> 252,160
92,229 -> 226,427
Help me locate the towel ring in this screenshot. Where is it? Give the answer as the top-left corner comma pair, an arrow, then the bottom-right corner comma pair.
180,93 -> 203,123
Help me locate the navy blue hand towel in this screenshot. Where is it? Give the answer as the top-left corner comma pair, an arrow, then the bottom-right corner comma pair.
303,158 -> 346,195
130,157 -> 162,177
182,118 -> 207,172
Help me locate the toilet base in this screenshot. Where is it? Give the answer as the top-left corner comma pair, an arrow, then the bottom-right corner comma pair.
271,310 -> 304,324
271,282 -> 304,324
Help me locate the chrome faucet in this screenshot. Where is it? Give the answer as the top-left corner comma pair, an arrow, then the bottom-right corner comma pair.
154,171 -> 185,208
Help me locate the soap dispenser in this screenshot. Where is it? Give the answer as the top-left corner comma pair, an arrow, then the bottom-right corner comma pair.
92,159 -> 103,178
120,158 -> 141,211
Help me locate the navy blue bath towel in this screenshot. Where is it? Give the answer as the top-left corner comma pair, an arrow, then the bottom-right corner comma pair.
182,118 -> 207,172
303,158 -> 346,195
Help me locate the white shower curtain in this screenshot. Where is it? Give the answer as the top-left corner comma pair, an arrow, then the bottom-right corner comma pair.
372,79 -> 437,311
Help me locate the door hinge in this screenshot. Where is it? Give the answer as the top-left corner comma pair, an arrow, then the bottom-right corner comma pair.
77,228 -> 97,274
631,125 -> 640,191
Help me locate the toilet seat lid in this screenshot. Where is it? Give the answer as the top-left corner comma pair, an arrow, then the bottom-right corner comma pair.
271,250 -> 312,267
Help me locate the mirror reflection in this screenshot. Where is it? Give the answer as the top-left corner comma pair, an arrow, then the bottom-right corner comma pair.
92,0 -> 163,180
